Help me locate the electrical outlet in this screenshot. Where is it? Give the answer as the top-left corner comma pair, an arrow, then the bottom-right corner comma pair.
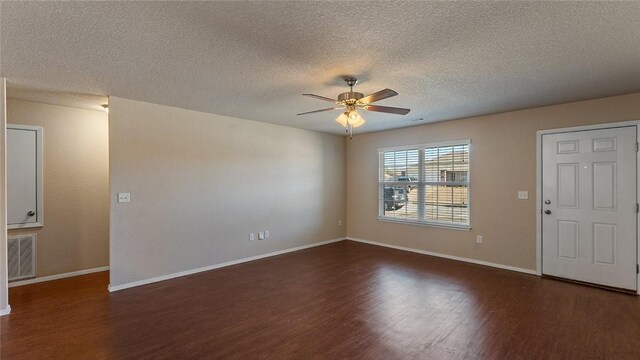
249,233 -> 255,241
258,232 -> 265,240
265,231 -> 269,238
476,235 -> 483,244
338,219 -> 342,226
517,191 -> 529,200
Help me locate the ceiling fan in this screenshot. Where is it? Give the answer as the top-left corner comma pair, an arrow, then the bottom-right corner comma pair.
297,77 -> 411,137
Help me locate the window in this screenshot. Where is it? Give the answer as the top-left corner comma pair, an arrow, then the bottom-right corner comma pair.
378,140 -> 470,229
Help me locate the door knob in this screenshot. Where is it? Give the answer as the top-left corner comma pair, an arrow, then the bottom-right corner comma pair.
27,211 -> 35,217
544,210 -> 551,215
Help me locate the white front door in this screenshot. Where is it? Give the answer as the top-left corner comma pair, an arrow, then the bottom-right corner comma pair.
542,126 -> 637,290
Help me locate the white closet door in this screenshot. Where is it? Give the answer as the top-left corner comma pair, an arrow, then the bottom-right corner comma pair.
7,125 -> 42,227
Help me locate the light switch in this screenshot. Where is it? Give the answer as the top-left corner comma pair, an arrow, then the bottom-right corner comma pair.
117,192 -> 131,203
258,232 -> 265,240
517,191 -> 528,200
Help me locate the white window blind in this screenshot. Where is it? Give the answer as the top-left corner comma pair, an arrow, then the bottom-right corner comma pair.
378,140 -> 470,229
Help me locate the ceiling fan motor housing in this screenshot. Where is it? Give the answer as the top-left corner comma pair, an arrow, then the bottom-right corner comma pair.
338,92 -> 364,103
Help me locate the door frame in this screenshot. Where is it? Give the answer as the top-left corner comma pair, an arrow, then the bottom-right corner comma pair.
536,120 -> 640,293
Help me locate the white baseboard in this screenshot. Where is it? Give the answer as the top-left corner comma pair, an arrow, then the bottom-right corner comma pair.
108,237 -> 347,292
347,237 -> 537,275
0,305 -> 11,316
9,266 -> 110,288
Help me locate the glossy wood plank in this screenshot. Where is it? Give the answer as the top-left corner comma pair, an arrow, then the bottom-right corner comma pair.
2,241 -> 640,359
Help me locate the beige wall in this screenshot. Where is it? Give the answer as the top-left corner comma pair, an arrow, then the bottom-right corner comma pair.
346,92 -> 640,271
109,97 -> 346,288
7,99 -> 109,277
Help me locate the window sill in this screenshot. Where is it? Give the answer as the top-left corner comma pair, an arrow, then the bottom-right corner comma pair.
377,217 -> 471,231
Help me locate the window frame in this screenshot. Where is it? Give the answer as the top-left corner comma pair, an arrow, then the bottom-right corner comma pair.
377,139 -> 471,231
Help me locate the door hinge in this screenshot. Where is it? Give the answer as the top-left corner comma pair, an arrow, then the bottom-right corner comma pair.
637,264 -> 639,274
637,203 -> 639,213
636,142 -> 639,152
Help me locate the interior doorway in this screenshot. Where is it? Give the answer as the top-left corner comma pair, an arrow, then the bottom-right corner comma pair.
5,86 -> 110,296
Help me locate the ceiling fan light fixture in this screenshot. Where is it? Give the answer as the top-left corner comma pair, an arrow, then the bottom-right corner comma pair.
347,110 -> 362,125
346,110 -> 366,127
335,112 -> 349,127
352,117 -> 366,128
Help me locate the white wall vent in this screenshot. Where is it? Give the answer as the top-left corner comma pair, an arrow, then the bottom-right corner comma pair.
8,234 -> 36,281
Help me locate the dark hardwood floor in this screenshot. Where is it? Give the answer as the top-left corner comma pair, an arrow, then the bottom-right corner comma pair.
2,240 -> 640,359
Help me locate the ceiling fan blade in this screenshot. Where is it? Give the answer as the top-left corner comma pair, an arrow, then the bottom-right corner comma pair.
358,89 -> 398,104
363,105 -> 411,115
297,107 -> 341,116
302,94 -> 338,103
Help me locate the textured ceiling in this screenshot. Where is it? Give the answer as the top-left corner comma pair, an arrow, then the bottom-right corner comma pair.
1,1 -> 640,135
